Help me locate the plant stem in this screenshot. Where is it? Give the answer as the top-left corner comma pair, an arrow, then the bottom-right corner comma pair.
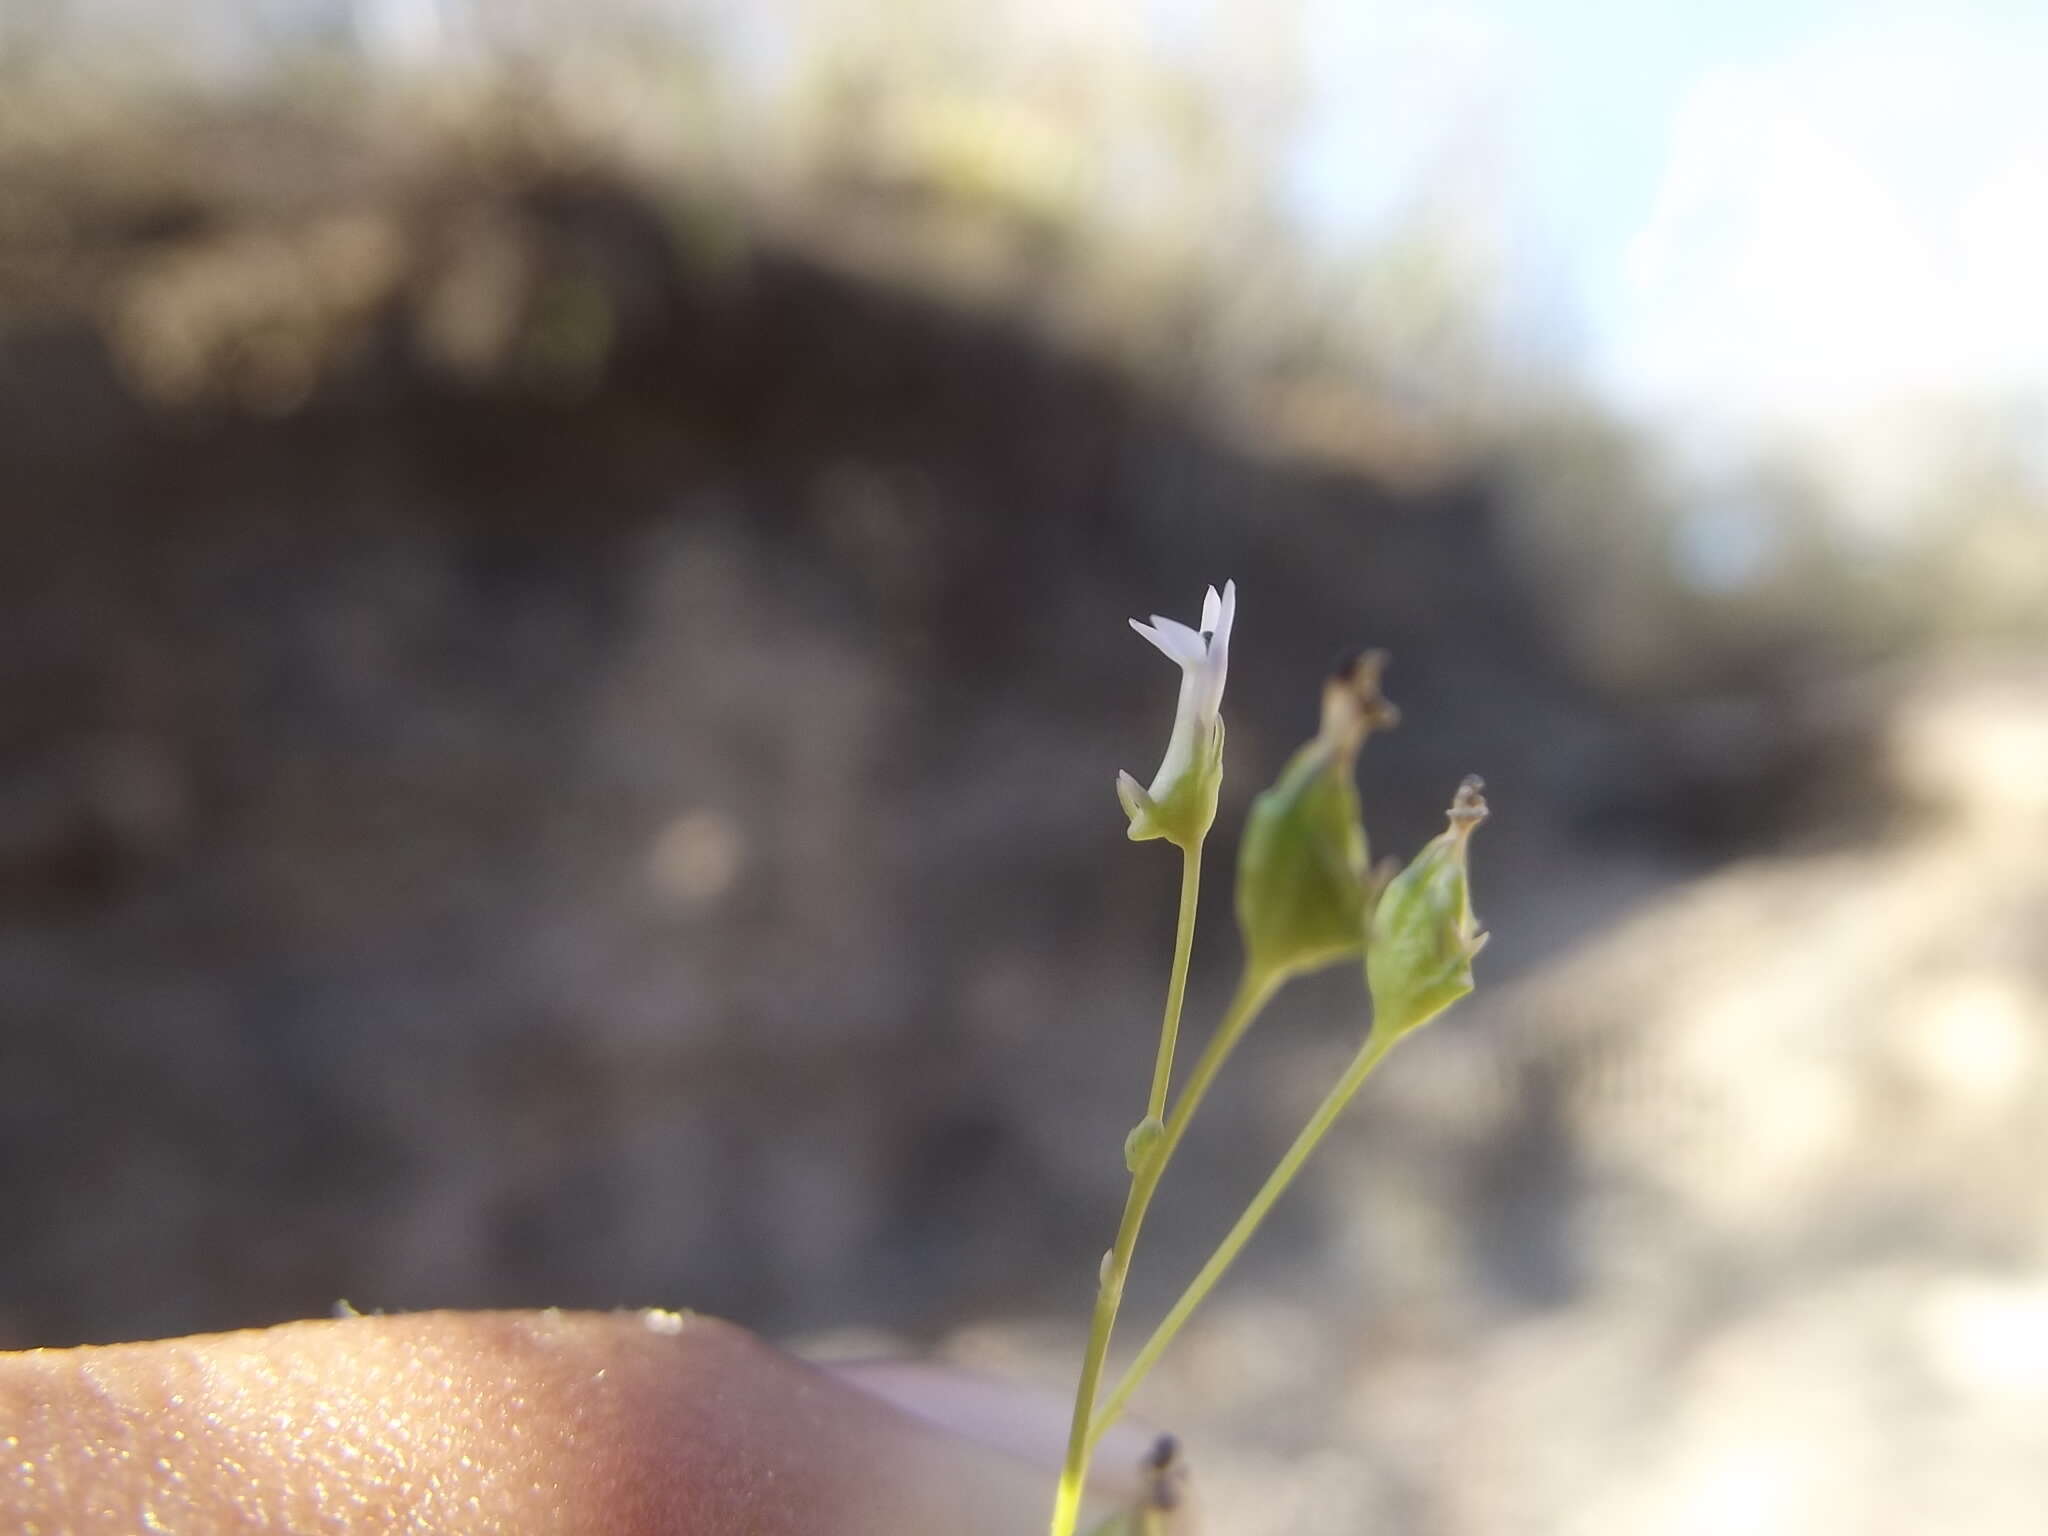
1086,1024 -> 1403,1451
1047,966 -> 1280,1536
1146,843 -> 1203,1123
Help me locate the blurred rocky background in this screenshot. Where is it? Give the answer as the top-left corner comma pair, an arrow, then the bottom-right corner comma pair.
3,3 -> 2047,1532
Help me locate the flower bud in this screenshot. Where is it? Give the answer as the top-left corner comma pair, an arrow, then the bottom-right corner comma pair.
1366,776 -> 1489,1037
1123,1115 -> 1164,1174
1235,653 -> 1400,987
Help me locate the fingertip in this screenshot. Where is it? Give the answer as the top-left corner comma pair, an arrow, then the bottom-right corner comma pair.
0,1310 -> 1072,1535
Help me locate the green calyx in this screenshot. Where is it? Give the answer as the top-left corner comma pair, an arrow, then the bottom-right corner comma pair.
1117,717 -> 1224,850
1235,652 -> 1400,988
1366,775 -> 1489,1038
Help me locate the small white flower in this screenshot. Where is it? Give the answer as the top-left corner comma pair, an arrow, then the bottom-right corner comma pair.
1117,581 -> 1235,844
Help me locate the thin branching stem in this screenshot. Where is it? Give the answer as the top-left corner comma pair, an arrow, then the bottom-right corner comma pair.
1145,844 -> 1202,1124
1047,953 -> 1281,1536
1087,1024 -> 1403,1450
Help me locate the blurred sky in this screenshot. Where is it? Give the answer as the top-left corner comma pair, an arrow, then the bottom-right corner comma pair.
698,0 -> 2048,437
1281,0 -> 2048,433
703,0 -> 2048,470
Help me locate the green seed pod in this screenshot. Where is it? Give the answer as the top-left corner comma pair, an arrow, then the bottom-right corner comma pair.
1365,776 -> 1489,1038
1235,653 -> 1400,987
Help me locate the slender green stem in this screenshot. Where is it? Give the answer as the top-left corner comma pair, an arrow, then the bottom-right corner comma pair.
1146,844 -> 1203,1123
1148,969 -> 1285,1209
1086,1024 -> 1404,1450
1047,965 -> 1281,1536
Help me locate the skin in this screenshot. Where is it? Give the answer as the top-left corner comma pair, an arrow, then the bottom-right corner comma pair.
0,1309 -> 1155,1535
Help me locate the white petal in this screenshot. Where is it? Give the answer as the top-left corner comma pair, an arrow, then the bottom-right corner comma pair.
1130,618 -> 1195,667
1201,585 -> 1222,636
1136,614 -> 1206,665
1191,580 -> 1233,725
